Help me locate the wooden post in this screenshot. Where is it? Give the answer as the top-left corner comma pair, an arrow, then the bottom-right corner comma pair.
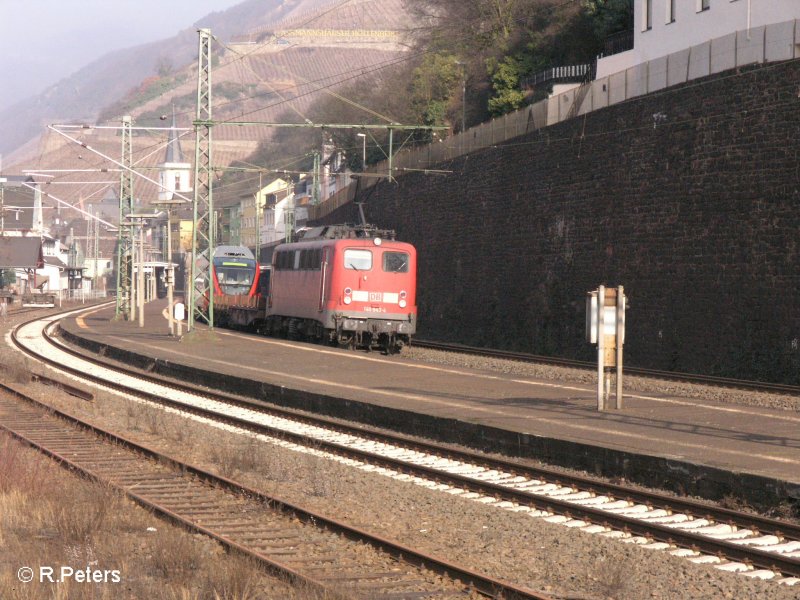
597,285 -> 605,410
615,285 -> 625,409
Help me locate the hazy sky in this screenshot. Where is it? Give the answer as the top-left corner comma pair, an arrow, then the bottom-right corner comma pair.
0,0 -> 244,110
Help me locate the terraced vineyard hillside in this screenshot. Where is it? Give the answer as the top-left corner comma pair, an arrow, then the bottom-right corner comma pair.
7,0 -> 415,210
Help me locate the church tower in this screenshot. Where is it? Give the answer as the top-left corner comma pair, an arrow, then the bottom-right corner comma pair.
158,108 -> 192,201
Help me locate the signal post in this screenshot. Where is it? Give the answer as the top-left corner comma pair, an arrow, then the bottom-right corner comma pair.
587,285 -> 626,410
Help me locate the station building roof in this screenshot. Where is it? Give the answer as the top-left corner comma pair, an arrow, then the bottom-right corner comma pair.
0,236 -> 44,268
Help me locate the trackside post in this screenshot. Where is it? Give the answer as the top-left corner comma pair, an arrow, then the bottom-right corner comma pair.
586,286 -> 626,410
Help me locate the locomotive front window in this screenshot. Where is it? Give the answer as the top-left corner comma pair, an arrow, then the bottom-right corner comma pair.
344,249 -> 372,271
382,251 -> 409,273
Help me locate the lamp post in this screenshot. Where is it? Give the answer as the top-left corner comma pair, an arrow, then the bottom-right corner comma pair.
138,224 -> 145,326
356,133 -> 366,171
461,75 -> 466,134
150,200 -> 186,336
454,61 -> 466,134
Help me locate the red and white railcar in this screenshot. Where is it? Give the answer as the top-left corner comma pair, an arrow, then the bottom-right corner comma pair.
211,246 -> 268,327
264,224 -> 416,353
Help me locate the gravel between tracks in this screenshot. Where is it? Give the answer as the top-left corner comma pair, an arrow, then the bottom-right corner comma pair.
2,310 -> 798,600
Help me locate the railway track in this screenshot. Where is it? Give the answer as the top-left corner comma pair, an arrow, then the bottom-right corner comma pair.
4,306 -> 43,318
412,340 -> 800,396
9,310 -> 800,587
0,378 -> 544,600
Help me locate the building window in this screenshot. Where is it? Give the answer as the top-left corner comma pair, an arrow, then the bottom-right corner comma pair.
697,0 -> 710,11
174,175 -> 181,191
666,0 -> 676,23
642,0 -> 652,31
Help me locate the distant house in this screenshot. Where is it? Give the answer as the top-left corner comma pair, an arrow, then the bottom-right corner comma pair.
258,178 -> 306,250
219,204 -> 242,247
321,140 -> 351,201
0,236 -> 44,293
1,178 -> 43,236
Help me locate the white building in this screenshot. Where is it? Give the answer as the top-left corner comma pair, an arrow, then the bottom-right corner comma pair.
260,193 -> 309,247
598,0 -> 800,78
0,177 -> 44,237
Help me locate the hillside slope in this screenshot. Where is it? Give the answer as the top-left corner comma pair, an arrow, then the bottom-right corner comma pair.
3,0 -> 414,209
0,0 -> 351,159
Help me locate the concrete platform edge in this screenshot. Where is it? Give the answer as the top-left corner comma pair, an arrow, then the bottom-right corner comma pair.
59,326 -> 800,511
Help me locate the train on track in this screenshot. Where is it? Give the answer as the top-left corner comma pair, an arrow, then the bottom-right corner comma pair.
212,224 -> 417,354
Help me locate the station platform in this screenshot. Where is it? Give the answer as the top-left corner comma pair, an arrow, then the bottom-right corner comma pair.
58,299 -> 800,509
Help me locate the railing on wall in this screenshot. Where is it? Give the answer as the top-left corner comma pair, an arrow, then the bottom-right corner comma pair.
309,18 -> 799,221
603,30 -> 634,57
521,64 -> 593,88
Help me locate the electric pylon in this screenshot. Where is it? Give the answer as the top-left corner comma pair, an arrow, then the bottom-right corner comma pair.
189,28 -> 214,330
115,115 -> 134,319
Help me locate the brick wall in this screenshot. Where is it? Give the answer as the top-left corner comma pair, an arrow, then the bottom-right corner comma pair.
317,60 -> 800,383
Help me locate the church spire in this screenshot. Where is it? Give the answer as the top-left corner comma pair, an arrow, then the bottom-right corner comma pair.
164,105 -> 183,164
158,104 -> 192,202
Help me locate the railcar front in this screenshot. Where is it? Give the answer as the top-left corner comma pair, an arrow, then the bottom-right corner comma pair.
212,246 -> 264,327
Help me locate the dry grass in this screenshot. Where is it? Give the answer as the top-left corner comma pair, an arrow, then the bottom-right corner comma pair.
201,432 -> 343,500
596,554 -> 638,600
1,354 -> 31,385
150,530 -> 204,581
124,400 -> 166,435
207,437 -> 265,479
0,375 -> 418,598
0,431 -> 324,599
51,482 -> 120,545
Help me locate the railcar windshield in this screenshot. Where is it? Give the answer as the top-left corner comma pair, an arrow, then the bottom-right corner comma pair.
382,251 -> 409,273
213,257 -> 255,295
344,249 -> 372,271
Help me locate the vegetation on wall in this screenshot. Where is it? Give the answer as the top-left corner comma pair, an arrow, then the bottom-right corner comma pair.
407,0 -> 633,118
217,0 -> 634,181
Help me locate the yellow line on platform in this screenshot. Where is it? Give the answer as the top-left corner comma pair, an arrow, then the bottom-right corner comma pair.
75,305 -> 110,329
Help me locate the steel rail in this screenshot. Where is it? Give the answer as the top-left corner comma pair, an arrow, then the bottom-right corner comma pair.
11,313 -> 800,578
0,379 -> 548,600
39,318 -> 800,543
412,339 -> 800,396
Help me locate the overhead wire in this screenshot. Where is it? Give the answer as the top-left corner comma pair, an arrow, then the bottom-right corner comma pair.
187,0 -> 589,131
22,0 -> 396,221
27,0 -> 799,209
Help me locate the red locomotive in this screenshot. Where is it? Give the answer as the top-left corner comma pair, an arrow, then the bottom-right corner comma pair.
263,224 -> 417,353
211,224 -> 417,353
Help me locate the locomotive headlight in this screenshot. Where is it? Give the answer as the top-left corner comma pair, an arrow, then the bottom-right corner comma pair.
373,237 -> 382,246
343,296 -> 352,305
399,290 -> 407,299
399,299 -> 407,308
